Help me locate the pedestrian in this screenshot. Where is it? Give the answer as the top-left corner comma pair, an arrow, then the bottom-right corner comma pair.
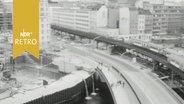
111,83 -> 114,87
122,82 -> 125,87
117,80 -> 122,85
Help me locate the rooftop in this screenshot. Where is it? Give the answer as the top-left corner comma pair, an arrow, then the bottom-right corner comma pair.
52,3 -> 104,11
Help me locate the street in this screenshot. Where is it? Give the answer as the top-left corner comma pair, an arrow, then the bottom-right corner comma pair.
61,40 -> 183,104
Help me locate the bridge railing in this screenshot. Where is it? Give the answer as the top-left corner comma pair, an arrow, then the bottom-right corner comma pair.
151,73 -> 184,104
111,66 -> 142,104
95,67 -> 117,104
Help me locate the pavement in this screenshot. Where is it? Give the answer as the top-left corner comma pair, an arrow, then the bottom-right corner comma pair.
98,65 -> 140,104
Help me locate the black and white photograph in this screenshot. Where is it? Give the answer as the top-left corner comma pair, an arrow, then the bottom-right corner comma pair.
0,0 -> 184,104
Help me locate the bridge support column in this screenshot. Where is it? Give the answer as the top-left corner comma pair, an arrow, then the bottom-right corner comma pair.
105,43 -> 109,50
106,45 -> 113,54
96,41 -> 99,49
152,60 -> 159,71
170,70 -> 174,87
110,46 -> 126,54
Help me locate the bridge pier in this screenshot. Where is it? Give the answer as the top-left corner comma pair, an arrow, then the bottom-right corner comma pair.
96,41 -> 99,49
106,44 -> 113,54
88,39 -> 92,44
152,60 -> 160,71
105,43 -> 109,50
111,45 -> 126,54
169,69 -> 175,87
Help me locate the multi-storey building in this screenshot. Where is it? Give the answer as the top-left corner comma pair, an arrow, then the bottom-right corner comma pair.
40,0 -> 51,49
51,4 -> 108,32
107,0 -> 137,8
142,2 -> 184,35
166,5 -> 183,33
138,8 -> 153,34
119,7 -> 138,35
118,7 -> 152,42
0,0 -> 12,31
51,2 -> 152,41
107,7 -> 119,29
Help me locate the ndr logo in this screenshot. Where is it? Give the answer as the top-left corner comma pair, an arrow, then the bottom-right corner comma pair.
20,29 -> 32,38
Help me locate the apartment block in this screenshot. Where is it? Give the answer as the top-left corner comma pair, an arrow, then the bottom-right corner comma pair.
51,5 -> 108,32
138,8 -> 153,34
143,2 -> 184,35
119,7 -> 138,35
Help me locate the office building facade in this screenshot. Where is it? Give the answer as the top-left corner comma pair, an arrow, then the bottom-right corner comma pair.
51,5 -> 108,32
119,7 -> 138,35
138,9 -> 153,34
142,2 -> 184,35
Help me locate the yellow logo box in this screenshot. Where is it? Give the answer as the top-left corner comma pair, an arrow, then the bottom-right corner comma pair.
13,0 -> 39,59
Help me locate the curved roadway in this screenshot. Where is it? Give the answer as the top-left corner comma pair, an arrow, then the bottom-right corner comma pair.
64,43 -> 184,104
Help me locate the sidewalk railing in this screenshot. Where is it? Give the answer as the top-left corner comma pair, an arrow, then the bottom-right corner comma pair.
95,67 -> 117,104
111,66 -> 142,104
150,72 -> 184,104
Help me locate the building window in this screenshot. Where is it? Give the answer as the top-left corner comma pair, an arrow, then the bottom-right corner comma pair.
41,24 -> 44,28
41,19 -> 44,22
42,30 -> 44,34
40,8 -> 44,11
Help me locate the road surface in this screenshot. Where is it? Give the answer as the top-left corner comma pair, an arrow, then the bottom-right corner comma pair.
64,43 -> 184,104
